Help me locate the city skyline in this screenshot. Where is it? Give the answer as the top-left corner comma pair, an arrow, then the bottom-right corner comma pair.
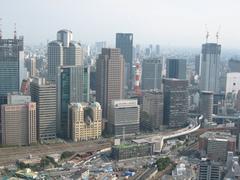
1,0 -> 240,48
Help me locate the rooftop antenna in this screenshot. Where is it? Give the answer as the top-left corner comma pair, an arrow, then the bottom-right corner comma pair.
216,25 -> 221,44
205,24 -> 209,43
0,18 -> 2,39
14,23 -> 17,39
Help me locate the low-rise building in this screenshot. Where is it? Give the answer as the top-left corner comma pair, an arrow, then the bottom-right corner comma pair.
111,143 -> 152,160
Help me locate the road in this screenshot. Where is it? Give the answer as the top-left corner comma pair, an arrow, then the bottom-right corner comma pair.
0,140 -> 111,166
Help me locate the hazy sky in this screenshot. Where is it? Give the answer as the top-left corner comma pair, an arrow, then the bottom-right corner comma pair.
1,0 -> 240,48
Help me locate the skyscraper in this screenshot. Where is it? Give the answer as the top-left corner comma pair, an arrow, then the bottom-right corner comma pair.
195,55 -> 200,75
228,58 -> 240,73
57,66 -> 89,138
0,35 -> 24,104
96,48 -> 125,119
30,78 -> 57,140
163,78 -> 189,128
116,33 -> 133,90
68,102 -> 102,141
200,43 -> 221,93
166,58 -> 186,79
141,58 -> 162,90
47,30 -> 83,82
142,91 -> 164,130
1,95 -> 36,146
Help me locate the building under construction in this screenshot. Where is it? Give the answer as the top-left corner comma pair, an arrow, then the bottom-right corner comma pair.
111,143 -> 152,160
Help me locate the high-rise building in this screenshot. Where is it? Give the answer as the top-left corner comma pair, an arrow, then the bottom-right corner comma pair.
68,102 -> 102,141
116,33 -> 133,90
0,35 -> 24,104
166,58 -> 186,79
30,78 -> 56,140
108,99 -> 140,136
142,58 -> 162,90
47,30 -> 83,82
198,159 -> 221,180
142,91 -> 164,130
155,44 -> 160,57
1,95 -> 36,146
25,57 -> 37,77
96,48 -> 124,119
200,43 -> 221,93
163,78 -> 189,128
228,58 -> 240,73
226,72 -> 240,96
195,55 -> 200,75
57,66 -> 89,138
199,91 -> 213,122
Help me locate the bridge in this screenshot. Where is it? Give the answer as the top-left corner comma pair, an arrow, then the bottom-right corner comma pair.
133,123 -> 201,153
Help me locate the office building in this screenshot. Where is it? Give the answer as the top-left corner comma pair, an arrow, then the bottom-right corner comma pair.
57,66 -> 89,138
142,91 -> 164,130
228,58 -> 240,73
142,58 -> 162,90
166,58 -> 186,79
25,57 -> 37,77
163,78 -> 189,128
95,41 -> 107,54
108,99 -> 140,136
198,159 -> 221,180
30,78 -> 56,140
96,48 -> 124,118
0,35 -> 24,104
47,30 -> 83,82
1,96 -> 36,146
200,43 -> 221,93
195,55 -> 200,75
226,72 -> 240,96
155,44 -> 160,56
68,102 -> 102,141
116,33 -> 133,89
199,131 -> 236,162
199,91 -> 213,122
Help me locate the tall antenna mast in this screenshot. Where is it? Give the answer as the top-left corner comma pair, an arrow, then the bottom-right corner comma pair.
14,23 -> 17,39
0,18 -> 2,39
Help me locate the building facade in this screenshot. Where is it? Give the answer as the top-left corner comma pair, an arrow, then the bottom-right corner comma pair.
30,78 -> 57,141
163,78 -> 189,128
198,159 -> 221,180
1,102 -> 36,146
68,102 -> 102,141
108,99 -> 140,136
57,66 -> 89,138
96,48 -> 125,119
200,43 -> 221,93
199,91 -> 213,122
166,58 -> 186,79
0,36 -> 25,104
116,33 -> 133,90
142,91 -> 164,130
141,58 -> 162,90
